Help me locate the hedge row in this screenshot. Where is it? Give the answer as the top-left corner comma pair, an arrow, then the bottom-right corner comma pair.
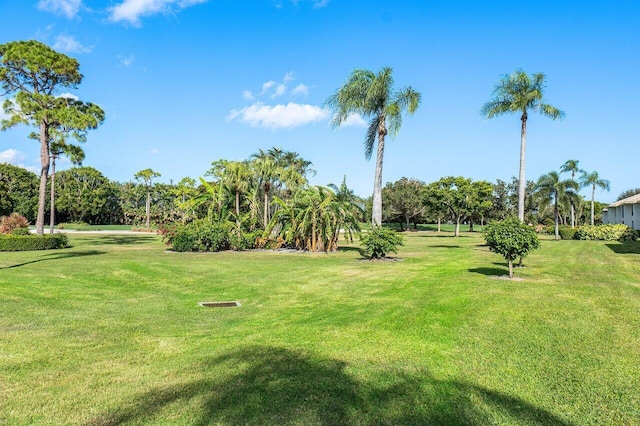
0,234 -> 70,251
574,224 -> 638,241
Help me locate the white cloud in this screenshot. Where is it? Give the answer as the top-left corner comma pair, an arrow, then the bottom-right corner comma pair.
0,149 -> 26,164
272,84 -> 287,98
58,92 -> 79,100
118,54 -> 135,67
227,102 -> 329,130
37,0 -> 82,18
291,84 -> 309,96
149,148 -> 159,154
53,35 -> 92,54
341,113 -> 367,128
242,90 -> 254,100
259,81 -> 276,95
283,71 -> 295,82
109,0 -> 208,25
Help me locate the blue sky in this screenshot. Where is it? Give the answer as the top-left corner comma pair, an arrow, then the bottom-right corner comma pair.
1,0 -> 638,203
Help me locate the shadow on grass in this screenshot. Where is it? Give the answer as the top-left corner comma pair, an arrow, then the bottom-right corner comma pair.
429,245 -> 462,249
88,346 -> 571,426
468,267 -> 509,277
82,235 -> 158,246
336,246 -> 362,253
0,250 -> 106,269
606,242 -> 640,254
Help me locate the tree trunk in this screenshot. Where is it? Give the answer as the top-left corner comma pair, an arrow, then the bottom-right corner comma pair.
263,192 -> 269,229
508,260 -> 514,278
517,111 -> 528,222
371,121 -> 386,226
591,185 -> 595,226
570,204 -> 575,229
235,190 -> 240,217
145,189 -> 151,228
36,122 -> 50,236
554,196 -> 560,241
49,155 -> 56,234
405,214 -> 410,232
455,217 -> 460,237
437,217 -> 441,232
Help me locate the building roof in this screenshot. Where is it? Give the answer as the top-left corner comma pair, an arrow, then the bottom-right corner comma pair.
608,193 -> 640,207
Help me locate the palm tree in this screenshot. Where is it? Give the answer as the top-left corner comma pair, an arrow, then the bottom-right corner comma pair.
580,170 -> 610,225
481,70 -> 565,222
251,157 -> 281,229
326,67 -> 421,226
536,171 -> 579,240
560,159 -> 583,228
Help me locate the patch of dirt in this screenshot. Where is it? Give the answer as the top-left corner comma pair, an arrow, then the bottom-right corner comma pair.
490,275 -> 524,281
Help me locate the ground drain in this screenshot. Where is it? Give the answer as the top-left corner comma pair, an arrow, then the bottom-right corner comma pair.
199,301 -> 241,308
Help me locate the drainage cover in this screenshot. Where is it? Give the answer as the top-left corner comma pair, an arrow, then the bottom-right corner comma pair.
199,301 -> 241,308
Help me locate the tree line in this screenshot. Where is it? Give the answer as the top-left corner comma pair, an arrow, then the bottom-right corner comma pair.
0,153 -> 615,235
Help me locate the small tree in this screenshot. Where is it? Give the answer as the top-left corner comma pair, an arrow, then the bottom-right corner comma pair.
360,226 -> 404,259
483,218 -> 540,278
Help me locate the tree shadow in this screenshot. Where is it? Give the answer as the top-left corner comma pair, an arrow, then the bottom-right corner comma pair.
468,267 -> 509,277
87,346 -> 572,426
0,250 -> 106,269
336,246 -> 362,253
429,245 -> 462,249
83,235 -> 158,246
606,242 -> 640,254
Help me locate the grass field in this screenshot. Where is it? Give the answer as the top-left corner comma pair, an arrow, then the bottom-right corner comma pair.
1,231 -> 639,425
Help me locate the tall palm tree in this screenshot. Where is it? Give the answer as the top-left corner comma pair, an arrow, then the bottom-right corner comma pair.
536,171 -> 579,240
251,157 -> 281,229
580,170 -> 610,225
481,70 -> 565,222
326,67 -> 421,226
560,159 -> 583,228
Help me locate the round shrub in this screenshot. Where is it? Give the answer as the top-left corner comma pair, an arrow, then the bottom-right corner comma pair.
558,226 -> 577,240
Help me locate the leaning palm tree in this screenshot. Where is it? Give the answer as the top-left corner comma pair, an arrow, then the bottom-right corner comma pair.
326,67 -> 421,226
560,159 -> 583,228
580,170 -> 610,225
536,171 -> 579,240
481,70 -> 565,222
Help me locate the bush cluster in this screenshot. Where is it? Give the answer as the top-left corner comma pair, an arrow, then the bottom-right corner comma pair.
574,224 -> 638,241
0,213 -> 29,234
0,234 -> 69,251
360,226 -> 404,259
161,220 -> 258,252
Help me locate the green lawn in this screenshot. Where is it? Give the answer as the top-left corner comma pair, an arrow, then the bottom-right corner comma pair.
1,232 -> 639,425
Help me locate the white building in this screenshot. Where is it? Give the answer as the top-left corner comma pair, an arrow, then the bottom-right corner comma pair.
602,193 -> 640,230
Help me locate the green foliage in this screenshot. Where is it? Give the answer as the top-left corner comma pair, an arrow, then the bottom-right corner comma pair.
0,212 -> 29,234
0,163 -> 38,221
0,233 -> 68,251
161,219 -> 258,252
558,226 -> 578,240
484,218 -> 540,277
10,227 -> 31,236
360,226 -> 404,259
574,224 -> 638,242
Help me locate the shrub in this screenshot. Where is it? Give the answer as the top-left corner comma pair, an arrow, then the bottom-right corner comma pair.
158,220 -> 255,252
11,227 -> 31,236
558,226 -> 578,240
0,213 -> 30,235
360,226 -> 404,259
574,224 -> 638,241
484,218 -> 540,278
0,234 -> 69,251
